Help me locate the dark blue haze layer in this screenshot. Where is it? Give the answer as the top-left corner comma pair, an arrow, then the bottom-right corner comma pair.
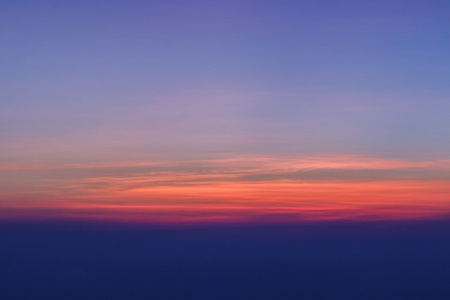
1,220 -> 450,299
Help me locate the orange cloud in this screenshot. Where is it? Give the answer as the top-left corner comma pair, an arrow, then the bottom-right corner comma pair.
1,154 -> 449,223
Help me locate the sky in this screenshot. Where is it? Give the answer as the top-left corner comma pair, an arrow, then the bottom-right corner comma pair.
1,0 -> 450,223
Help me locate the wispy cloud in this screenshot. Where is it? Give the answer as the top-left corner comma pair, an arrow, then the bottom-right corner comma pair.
1,154 -> 449,222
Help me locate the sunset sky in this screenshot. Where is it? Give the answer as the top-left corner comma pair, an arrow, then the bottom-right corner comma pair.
1,0 -> 450,223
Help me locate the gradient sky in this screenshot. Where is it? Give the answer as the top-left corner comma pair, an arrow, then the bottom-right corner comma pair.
1,0 -> 450,223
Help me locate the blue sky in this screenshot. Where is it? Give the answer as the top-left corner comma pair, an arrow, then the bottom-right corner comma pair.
2,0 -> 450,163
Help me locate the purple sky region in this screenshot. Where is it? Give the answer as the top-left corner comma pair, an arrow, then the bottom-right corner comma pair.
2,0 -> 450,160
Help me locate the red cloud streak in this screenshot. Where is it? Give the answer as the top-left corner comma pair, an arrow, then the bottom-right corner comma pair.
1,155 -> 449,223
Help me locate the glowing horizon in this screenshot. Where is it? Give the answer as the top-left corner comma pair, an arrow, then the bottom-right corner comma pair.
2,154 -> 449,223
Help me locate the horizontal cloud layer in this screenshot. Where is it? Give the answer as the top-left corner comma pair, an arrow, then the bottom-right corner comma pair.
1,155 -> 449,223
